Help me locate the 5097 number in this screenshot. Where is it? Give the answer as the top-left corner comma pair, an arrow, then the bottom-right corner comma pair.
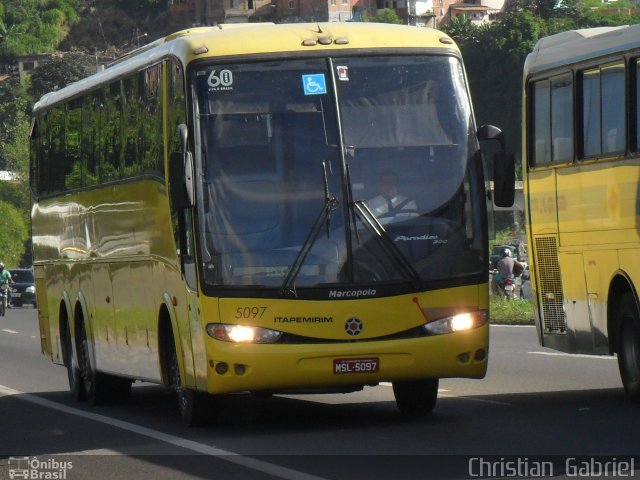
235,306 -> 267,319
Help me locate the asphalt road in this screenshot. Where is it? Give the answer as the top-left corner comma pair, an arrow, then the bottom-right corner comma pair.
1,307 -> 638,480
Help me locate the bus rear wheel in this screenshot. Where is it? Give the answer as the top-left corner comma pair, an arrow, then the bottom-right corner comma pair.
78,322 -> 131,405
392,378 -> 439,416
616,293 -> 640,402
62,321 -> 84,402
166,331 -> 209,426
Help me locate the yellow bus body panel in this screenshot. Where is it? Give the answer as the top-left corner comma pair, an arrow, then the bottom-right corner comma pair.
200,286 -> 488,394
174,23 -> 458,64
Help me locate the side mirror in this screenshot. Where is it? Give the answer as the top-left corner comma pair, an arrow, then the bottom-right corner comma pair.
477,124 -> 505,149
169,124 -> 195,209
477,124 -> 514,208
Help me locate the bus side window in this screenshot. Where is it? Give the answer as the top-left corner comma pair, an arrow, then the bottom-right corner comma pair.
531,80 -> 551,167
101,82 -> 123,182
551,75 -> 574,163
635,59 -> 640,152
579,63 -> 625,158
601,63 -> 625,155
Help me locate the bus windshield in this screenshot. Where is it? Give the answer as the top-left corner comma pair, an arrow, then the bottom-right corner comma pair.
193,55 -> 486,290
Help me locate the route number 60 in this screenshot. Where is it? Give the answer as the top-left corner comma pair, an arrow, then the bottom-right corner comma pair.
208,69 -> 233,88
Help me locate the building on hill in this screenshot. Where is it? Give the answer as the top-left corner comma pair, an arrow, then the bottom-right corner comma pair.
167,0 -> 504,27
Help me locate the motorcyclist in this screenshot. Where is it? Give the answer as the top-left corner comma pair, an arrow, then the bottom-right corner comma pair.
494,249 -> 525,295
0,262 -> 14,306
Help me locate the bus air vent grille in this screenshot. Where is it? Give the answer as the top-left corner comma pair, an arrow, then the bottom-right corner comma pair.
535,236 -> 567,333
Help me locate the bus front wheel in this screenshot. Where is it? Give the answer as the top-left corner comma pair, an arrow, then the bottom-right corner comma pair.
392,378 -> 439,416
166,331 -> 209,426
616,293 -> 640,402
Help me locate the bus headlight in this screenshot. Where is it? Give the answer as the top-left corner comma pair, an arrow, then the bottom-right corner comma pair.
422,311 -> 488,335
206,324 -> 283,344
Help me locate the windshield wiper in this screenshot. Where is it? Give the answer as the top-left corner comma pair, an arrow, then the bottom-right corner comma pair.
351,200 -> 422,290
281,161 -> 337,297
342,150 -> 421,289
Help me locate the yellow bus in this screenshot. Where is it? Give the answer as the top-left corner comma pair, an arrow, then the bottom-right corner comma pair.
523,24 -> 640,400
30,22 -> 513,425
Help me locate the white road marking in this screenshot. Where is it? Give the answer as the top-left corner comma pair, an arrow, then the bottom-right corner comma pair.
438,394 -> 510,406
528,351 -> 616,360
0,384 -> 330,480
2,329 -> 19,334
491,324 -> 536,328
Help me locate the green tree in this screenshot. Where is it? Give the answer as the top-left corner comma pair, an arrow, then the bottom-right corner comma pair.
0,0 -> 79,63
363,8 -> 403,24
444,15 -> 478,46
0,110 -> 31,212
0,200 -> 28,267
27,50 -> 95,100
579,7 -> 640,27
0,65 -> 31,239
445,12 -> 547,173
0,77 -> 31,172
60,0 -> 170,55
504,0 -> 579,20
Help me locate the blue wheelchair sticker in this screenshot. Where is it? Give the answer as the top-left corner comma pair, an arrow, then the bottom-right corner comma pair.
302,74 -> 327,95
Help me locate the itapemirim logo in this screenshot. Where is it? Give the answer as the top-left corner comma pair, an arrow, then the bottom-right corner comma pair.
8,456 -> 73,479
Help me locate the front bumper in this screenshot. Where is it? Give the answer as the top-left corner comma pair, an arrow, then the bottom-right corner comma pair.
202,324 -> 489,394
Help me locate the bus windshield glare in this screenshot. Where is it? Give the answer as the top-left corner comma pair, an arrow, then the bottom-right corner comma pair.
193,55 -> 486,290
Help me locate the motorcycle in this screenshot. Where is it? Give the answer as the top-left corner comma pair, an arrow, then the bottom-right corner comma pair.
491,260 -> 528,300
0,283 -> 8,316
494,275 -> 516,299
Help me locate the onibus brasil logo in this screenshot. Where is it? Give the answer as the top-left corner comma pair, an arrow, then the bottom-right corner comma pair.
8,457 -> 73,479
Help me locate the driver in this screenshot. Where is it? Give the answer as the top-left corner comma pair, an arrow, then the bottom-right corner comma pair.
366,171 -> 417,221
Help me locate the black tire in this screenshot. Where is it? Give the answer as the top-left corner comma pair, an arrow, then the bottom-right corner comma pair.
62,321 -> 85,402
166,330 -> 209,426
77,322 -> 131,405
0,299 -> 4,317
616,293 -> 640,402
392,378 -> 439,416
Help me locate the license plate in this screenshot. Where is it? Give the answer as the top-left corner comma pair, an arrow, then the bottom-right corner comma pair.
12,293 -> 21,297
333,357 -> 379,374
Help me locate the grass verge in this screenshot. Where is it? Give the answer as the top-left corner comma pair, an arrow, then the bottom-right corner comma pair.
489,297 -> 534,325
